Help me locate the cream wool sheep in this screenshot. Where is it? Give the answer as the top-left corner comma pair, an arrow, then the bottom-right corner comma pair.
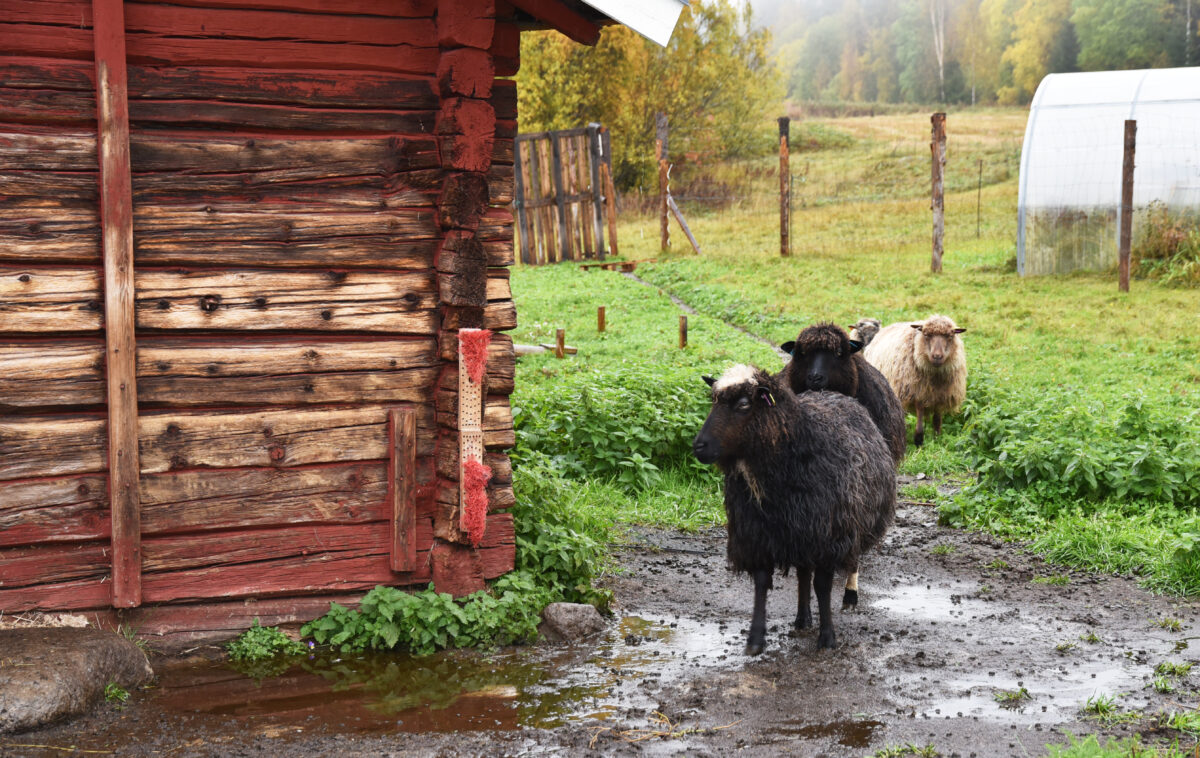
863,314 -> 966,446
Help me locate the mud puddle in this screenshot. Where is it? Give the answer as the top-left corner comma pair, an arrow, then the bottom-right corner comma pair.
12,502 -> 1200,757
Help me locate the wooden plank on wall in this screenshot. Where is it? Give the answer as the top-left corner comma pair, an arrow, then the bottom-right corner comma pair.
0,266 -> 103,332
93,0 -> 141,608
0,474 -> 109,548
388,407 -> 417,571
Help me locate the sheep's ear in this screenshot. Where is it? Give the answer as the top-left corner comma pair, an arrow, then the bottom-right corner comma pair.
911,323 -> 924,332
847,339 -> 864,354
954,327 -> 967,334
702,375 -> 716,387
757,387 -> 776,407
780,340 -> 795,355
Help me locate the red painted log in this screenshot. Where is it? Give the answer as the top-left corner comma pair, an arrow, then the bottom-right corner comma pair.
437,0 -> 495,49
508,0 -> 600,45
438,48 -> 494,99
437,98 -> 495,173
431,540 -> 485,597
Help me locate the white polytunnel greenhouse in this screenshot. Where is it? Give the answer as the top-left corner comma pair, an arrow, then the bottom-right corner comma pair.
1017,67 -> 1200,276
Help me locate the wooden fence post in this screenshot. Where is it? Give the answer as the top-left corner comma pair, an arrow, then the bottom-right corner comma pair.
388,408 -> 417,571
976,158 -> 983,239
600,127 -> 618,258
656,112 -> 669,252
679,315 -> 688,349
587,123 -> 606,259
93,0 -> 142,608
598,306 -> 606,332
931,112 -> 946,273
527,138 -> 544,264
1119,119 -> 1137,293
779,116 -> 791,257
555,328 -> 566,359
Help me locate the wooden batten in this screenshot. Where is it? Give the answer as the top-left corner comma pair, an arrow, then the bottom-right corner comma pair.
93,0 -> 142,608
388,407 -> 418,571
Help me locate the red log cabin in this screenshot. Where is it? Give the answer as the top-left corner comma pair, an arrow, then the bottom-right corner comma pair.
0,0 -> 683,648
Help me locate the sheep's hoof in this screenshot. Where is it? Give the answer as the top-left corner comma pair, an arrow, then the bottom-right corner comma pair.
842,588 -> 858,610
793,609 -> 812,630
913,431 -> 924,447
745,639 -> 765,656
817,628 -> 838,650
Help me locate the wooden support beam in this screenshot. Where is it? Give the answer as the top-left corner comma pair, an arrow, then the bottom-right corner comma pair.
507,0 -> 601,45
388,408 -> 417,572
779,116 -> 791,257
587,123 -> 606,259
600,128 -> 619,259
93,0 -> 142,608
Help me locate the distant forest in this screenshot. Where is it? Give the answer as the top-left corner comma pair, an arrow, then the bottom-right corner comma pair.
753,0 -> 1200,104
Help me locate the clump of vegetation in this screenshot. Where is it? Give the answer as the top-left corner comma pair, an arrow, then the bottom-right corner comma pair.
301,467 -> 612,656
1045,733 -> 1193,758
1032,575 -> 1071,587
1055,641 -> 1077,654
104,682 -> 130,705
1082,693 -> 1140,725
1133,202 -> 1200,287
930,543 -> 955,556
1151,617 -> 1183,632
993,686 -> 1031,707
1155,661 -> 1192,677
1081,632 -> 1103,644
871,744 -> 939,758
226,619 -> 306,662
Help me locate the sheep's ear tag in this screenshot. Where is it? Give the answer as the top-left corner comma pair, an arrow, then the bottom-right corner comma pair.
848,339 -> 864,354
702,375 -> 717,387
758,387 -> 776,407
780,341 -> 796,355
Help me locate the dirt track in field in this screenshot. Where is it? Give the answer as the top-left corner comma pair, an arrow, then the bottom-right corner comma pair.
11,479 -> 1200,758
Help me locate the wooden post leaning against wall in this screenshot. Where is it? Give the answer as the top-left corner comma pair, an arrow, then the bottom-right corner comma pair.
586,123 -> 606,259
656,112 -> 669,252
931,112 -> 947,273
93,0 -> 142,608
1119,119 -> 1137,293
600,127 -> 619,258
779,116 -> 791,257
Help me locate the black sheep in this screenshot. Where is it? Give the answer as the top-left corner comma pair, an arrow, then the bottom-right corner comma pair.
781,322 -> 907,465
693,365 -> 896,654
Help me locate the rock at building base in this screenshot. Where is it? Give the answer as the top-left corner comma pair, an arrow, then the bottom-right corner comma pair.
0,627 -> 154,734
538,603 -> 606,644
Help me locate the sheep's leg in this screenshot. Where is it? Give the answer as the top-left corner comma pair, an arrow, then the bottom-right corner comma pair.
913,404 -> 925,447
746,568 -> 773,656
814,568 -> 837,649
842,570 -> 859,610
792,568 -> 812,632
933,411 -> 943,436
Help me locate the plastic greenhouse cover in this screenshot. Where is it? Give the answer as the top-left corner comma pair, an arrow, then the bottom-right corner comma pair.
1017,67 -> 1200,274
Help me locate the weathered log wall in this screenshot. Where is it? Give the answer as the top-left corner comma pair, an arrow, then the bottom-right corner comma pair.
0,0 -> 520,637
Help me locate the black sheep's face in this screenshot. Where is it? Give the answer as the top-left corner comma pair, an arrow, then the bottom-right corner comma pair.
781,327 -> 863,395
693,367 -> 777,466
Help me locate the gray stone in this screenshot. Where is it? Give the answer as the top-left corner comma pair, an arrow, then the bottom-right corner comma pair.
538,602 -> 607,644
0,627 -> 154,734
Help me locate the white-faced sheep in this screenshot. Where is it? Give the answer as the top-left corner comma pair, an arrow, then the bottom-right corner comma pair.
692,365 -> 896,654
848,317 -> 882,346
863,314 -> 967,447
779,322 -> 906,611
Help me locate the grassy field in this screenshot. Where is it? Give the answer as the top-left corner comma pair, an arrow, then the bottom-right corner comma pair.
509,106 -> 1200,600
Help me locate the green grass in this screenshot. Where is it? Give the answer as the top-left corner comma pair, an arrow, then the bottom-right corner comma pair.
993,686 -> 1031,707
1152,617 -> 1184,632
1082,693 -> 1141,726
1155,661 -> 1193,677
1032,574 -> 1071,587
510,107 -> 1200,596
930,543 -> 955,556
1044,734 -> 1197,758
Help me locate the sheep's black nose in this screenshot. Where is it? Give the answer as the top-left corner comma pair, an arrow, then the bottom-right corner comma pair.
692,437 -> 717,464
807,372 -> 827,389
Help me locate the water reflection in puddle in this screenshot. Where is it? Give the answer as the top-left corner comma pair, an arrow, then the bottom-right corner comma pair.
153,614 -> 733,735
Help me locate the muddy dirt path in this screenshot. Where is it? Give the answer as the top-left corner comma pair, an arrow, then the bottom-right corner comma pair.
9,493 -> 1199,758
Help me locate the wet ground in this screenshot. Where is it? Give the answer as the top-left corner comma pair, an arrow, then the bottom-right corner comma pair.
7,495 -> 1200,757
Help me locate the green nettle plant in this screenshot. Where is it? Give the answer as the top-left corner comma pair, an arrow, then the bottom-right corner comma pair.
226,619 -> 306,662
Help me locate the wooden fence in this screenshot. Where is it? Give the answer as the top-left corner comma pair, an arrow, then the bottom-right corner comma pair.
514,124 -> 611,265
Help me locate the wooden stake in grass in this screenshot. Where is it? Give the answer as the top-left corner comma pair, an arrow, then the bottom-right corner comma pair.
931,112 -> 946,273
976,158 -> 983,239
1119,119 -> 1137,293
779,116 -> 791,257
555,328 -> 565,359
679,315 -> 687,349
598,306 -> 606,332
